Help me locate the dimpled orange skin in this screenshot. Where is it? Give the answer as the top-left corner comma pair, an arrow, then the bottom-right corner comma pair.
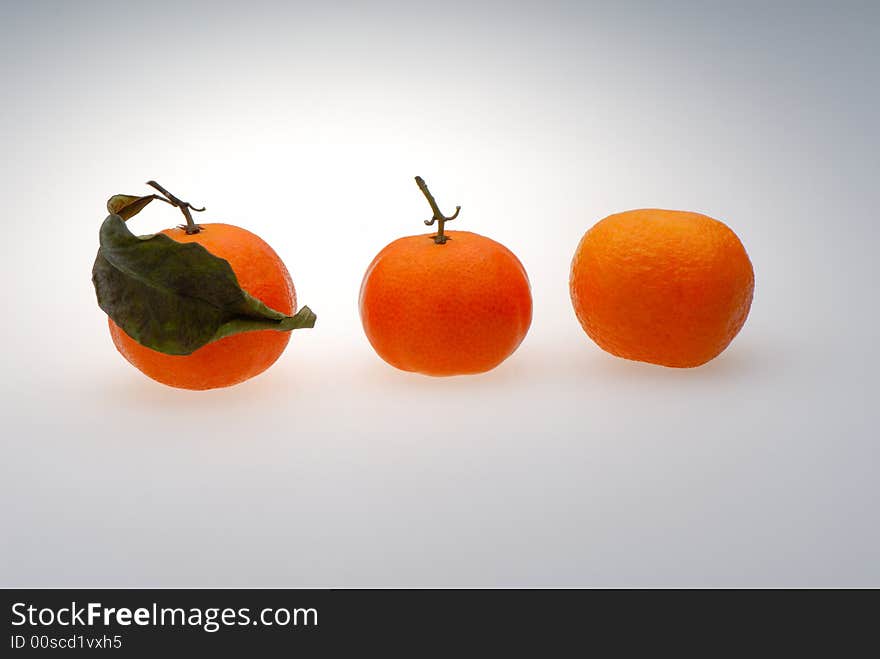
360,230 -> 532,376
570,209 -> 754,368
109,223 -> 296,390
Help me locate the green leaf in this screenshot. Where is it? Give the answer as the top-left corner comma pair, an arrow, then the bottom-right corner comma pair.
107,194 -> 159,220
92,214 -> 316,355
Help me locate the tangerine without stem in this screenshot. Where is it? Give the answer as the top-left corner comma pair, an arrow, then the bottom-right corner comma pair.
569,208 -> 754,368
110,222 -> 297,390
359,178 -> 532,376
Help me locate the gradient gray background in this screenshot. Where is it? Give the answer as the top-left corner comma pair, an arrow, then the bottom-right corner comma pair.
1,0 -> 877,586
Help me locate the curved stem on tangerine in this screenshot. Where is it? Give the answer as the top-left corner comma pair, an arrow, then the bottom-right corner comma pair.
415,176 -> 460,245
146,180 -> 206,235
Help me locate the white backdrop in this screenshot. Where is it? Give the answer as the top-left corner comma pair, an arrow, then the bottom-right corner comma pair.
1,0 -> 877,586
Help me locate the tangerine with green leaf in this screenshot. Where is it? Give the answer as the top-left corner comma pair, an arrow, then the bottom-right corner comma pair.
359,177 -> 532,376
92,182 -> 316,390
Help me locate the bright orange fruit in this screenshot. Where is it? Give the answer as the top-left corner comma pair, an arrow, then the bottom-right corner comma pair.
360,230 -> 532,376
570,209 -> 754,367
109,223 -> 297,389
